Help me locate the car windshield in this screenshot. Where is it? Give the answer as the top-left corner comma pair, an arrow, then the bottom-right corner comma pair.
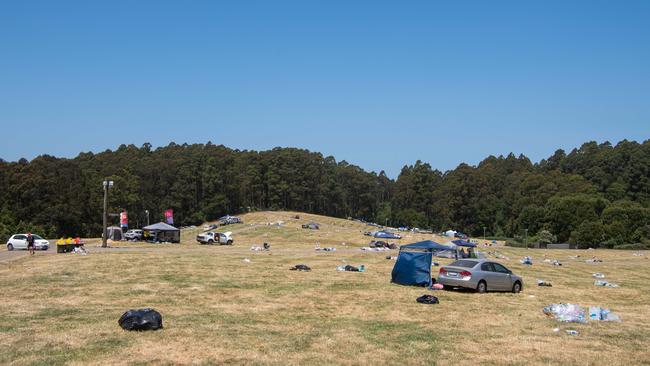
448,260 -> 478,268
32,235 -> 44,240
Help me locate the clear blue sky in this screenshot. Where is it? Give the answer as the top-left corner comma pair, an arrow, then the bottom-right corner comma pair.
1,1 -> 649,177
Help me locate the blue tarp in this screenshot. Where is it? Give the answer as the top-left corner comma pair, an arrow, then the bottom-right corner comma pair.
400,240 -> 449,251
452,239 -> 476,247
391,251 -> 433,287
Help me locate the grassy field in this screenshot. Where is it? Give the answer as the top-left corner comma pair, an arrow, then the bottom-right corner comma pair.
1,211 -> 649,365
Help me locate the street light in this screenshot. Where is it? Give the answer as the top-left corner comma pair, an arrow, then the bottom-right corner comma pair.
145,210 -> 150,226
102,180 -> 114,248
524,228 -> 529,250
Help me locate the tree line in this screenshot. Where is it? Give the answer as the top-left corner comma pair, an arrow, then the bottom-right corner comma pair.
0,140 -> 648,248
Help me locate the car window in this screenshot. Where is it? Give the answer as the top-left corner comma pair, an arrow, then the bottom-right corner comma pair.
449,260 -> 478,268
492,263 -> 510,273
14,235 -> 26,240
481,262 -> 495,271
33,235 -> 43,240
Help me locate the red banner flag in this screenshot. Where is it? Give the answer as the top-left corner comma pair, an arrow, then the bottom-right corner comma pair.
164,209 -> 174,225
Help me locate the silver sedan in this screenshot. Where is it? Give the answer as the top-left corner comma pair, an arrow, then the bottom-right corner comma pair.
437,259 -> 523,293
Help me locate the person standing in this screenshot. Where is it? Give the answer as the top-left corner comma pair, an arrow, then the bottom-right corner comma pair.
26,233 -> 35,255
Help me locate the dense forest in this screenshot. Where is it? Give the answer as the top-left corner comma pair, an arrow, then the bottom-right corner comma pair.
1,140 -> 649,248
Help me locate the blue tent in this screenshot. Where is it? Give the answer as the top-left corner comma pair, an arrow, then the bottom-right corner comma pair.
391,240 -> 447,287
374,231 -> 401,239
451,239 -> 476,247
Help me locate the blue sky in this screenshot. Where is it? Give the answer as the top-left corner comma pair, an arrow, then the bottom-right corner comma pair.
1,1 -> 649,177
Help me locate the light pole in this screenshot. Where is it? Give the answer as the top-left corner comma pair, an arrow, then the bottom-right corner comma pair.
145,210 -> 150,226
524,228 -> 528,250
102,180 -> 114,248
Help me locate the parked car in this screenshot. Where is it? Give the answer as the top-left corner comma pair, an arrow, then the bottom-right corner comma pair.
302,222 -> 320,230
437,259 -> 523,293
124,229 -> 144,241
6,234 -> 49,251
196,231 -> 233,245
218,216 -> 243,226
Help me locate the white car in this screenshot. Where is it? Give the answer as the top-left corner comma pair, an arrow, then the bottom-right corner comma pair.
196,231 -> 233,245
6,234 -> 50,251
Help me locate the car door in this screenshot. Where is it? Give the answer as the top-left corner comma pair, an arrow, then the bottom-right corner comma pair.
13,235 -> 27,249
491,262 -> 513,291
480,262 -> 502,291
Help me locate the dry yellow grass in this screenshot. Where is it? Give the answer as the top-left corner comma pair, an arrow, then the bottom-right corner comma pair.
1,211 -> 649,365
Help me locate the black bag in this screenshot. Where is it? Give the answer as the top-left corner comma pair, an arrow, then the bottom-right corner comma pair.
290,264 -> 311,271
344,265 -> 359,272
118,308 -> 163,331
416,295 -> 439,305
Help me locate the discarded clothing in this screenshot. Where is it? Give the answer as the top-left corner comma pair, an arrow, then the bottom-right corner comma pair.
290,264 -> 311,271
118,308 -> 163,331
416,295 -> 439,304
521,256 -> 533,265
537,279 -> 552,287
594,280 -> 619,288
586,258 -> 603,263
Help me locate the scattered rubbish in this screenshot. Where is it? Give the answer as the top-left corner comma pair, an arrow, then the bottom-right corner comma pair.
566,330 -> 579,335
432,262 -> 439,267
250,246 -> 263,251
361,247 -> 390,252
263,242 -> 270,250
337,264 -> 365,272
315,247 -> 337,252
537,279 -> 553,287
521,256 -> 533,265
589,306 -> 621,321
553,328 -> 560,332
592,273 -> 605,279
529,295 -> 536,298
586,257 -> 603,263
242,258 -> 251,263
73,246 -> 87,255
569,255 -> 581,260
632,252 -> 644,257
490,251 -> 510,260
290,264 -> 311,271
386,256 -> 397,260
416,295 -> 439,304
544,303 -> 620,323
594,280 -> 619,288
552,260 -> 562,266
543,303 -> 586,323
118,308 -> 163,331
429,283 -> 444,290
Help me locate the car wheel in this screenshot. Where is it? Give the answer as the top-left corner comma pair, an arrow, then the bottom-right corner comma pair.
477,280 -> 487,294
208,239 -> 214,244
227,240 -> 233,245
512,281 -> 522,293
7,243 -> 14,251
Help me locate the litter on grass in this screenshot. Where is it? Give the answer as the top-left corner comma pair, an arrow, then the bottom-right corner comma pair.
336,264 -> 365,272
521,256 -> 533,265
416,295 -> 439,304
594,280 -> 619,288
118,308 -> 163,331
537,279 -> 553,287
290,264 -> 311,271
592,273 -> 605,279
544,303 -> 621,323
